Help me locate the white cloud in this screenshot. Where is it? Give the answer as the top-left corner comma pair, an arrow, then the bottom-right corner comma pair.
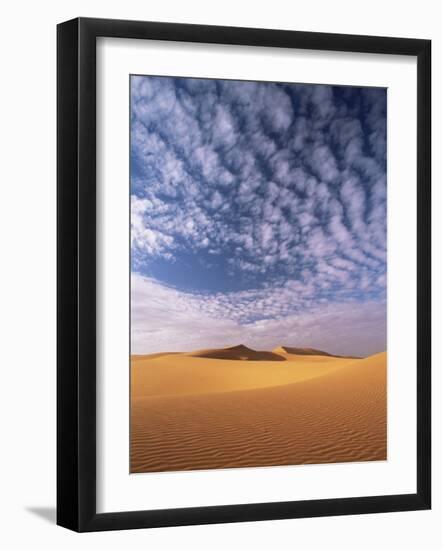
130,76 -> 387,353
131,274 -> 386,357
131,195 -> 174,257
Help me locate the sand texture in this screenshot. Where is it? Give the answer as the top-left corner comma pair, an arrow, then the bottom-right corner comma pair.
130,348 -> 387,473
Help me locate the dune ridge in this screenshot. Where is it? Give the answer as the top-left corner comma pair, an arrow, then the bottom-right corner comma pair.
188,344 -> 286,362
131,348 -> 387,473
273,346 -> 360,359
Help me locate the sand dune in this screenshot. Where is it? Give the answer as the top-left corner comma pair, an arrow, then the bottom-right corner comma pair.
131,349 -> 356,398
188,344 -> 286,361
273,346 -> 360,359
131,348 -> 387,473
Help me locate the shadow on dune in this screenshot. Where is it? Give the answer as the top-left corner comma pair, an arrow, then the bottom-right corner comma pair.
275,346 -> 361,359
190,344 -> 287,362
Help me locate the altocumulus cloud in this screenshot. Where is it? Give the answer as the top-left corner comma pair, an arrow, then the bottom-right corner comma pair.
130,75 -> 387,356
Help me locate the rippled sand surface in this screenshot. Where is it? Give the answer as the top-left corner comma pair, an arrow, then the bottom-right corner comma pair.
130,349 -> 386,473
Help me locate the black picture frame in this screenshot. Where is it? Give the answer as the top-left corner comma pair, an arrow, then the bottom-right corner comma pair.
57,17 -> 431,532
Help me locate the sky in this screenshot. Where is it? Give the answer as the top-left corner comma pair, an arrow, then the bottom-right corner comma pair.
130,75 -> 387,357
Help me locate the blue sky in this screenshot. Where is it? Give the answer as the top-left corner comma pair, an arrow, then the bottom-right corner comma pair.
130,75 -> 387,356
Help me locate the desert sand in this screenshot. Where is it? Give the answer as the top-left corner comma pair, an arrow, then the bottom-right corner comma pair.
131,346 -> 387,473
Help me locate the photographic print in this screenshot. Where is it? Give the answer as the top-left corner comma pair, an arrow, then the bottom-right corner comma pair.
130,75 -> 387,474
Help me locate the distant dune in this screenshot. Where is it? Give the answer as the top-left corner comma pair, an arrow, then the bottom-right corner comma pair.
189,344 -> 286,361
273,346 -> 360,359
131,347 -> 387,473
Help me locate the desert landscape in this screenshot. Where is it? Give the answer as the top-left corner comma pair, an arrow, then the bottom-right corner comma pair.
130,345 -> 387,473
130,78 -> 388,475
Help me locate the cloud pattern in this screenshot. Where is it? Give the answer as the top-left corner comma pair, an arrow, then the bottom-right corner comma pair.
130,76 -> 387,356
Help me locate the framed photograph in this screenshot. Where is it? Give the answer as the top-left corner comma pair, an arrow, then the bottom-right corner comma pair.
57,17 -> 431,531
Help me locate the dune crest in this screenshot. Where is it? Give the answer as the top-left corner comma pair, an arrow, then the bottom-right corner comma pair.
188,344 -> 286,362
273,346 -> 360,359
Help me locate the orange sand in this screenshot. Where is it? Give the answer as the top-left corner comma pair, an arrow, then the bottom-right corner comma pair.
130,348 -> 387,473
